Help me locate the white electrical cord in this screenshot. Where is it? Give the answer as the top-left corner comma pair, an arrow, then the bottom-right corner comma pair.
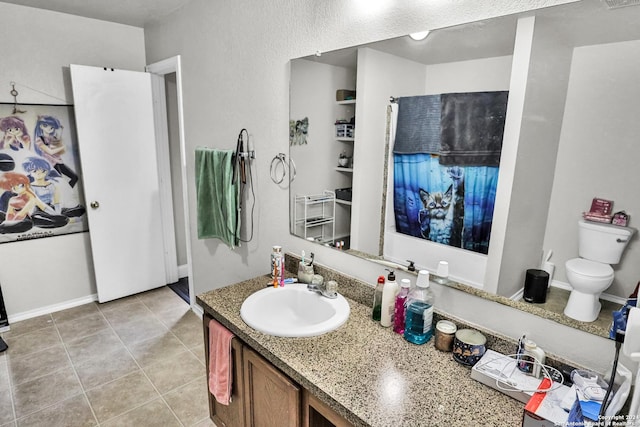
474,353 -> 565,394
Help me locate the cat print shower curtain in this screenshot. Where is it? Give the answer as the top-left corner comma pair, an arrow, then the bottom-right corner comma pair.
392,92 -> 508,255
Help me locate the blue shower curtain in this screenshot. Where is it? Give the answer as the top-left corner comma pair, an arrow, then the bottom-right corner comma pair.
393,154 -> 498,254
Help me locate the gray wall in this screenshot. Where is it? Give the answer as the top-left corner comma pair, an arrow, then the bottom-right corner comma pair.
143,0 -> 621,373
0,2 -> 146,318
543,39 -> 640,298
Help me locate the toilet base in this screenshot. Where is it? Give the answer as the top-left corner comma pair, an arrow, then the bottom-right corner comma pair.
564,289 -> 602,322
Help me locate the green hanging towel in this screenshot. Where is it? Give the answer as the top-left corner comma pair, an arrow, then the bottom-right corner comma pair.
195,147 -> 239,248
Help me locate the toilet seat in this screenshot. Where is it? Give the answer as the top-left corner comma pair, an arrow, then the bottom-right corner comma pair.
566,258 -> 613,279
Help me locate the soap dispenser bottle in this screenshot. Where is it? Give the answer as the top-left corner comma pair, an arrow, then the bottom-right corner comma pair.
380,269 -> 399,327
393,279 -> 411,334
404,270 -> 434,344
372,275 -> 385,321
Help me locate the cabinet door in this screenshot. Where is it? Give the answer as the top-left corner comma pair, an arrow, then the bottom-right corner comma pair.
203,315 -> 245,427
303,389 -> 353,427
243,346 -> 301,427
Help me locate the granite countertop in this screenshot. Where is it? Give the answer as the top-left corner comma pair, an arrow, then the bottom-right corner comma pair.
197,275 -> 527,427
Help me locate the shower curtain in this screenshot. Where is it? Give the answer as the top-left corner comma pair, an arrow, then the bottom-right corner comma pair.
392,92 -> 507,255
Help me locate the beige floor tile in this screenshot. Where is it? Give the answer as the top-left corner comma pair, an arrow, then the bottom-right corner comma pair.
155,305 -> 193,329
2,315 -> 53,339
126,333 -> 188,368
190,344 -> 206,365
3,327 -> 62,359
85,371 -> 159,423
143,350 -> 204,394
192,417 -> 216,427
74,347 -> 138,390
55,313 -> 110,343
0,387 -> 14,425
0,421 -> 17,427
65,329 -> 126,367
139,287 -> 185,314
172,322 -> 204,349
15,394 -> 96,427
163,377 -> 210,426
100,301 -> 154,329
100,398 -> 181,427
111,316 -> 168,346
95,295 -> 140,314
51,303 -> 100,324
12,367 -> 82,419
8,345 -> 71,386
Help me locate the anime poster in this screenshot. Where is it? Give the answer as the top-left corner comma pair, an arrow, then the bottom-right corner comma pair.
0,104 -> 87,243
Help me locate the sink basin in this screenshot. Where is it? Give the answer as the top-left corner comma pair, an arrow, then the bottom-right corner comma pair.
240,283 -> 350,337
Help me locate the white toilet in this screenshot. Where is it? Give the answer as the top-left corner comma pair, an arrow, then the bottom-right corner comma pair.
564,220 -> 635,322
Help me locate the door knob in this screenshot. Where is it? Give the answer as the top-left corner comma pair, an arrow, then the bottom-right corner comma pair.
90,201 -> 100,209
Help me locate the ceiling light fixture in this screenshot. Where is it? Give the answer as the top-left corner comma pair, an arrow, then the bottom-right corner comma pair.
409,30 -> 430,41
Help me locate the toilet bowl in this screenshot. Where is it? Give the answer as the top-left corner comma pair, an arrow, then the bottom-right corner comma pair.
563,220 -> 635,323
564,258 -> 614,322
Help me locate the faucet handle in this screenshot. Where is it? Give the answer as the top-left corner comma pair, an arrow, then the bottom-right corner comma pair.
326,280 -> 338,295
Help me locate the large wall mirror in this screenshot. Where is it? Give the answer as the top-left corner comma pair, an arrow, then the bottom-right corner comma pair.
289,0 -> 640,337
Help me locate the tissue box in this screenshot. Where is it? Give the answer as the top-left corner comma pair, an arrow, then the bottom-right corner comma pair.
522,378 -> 571,427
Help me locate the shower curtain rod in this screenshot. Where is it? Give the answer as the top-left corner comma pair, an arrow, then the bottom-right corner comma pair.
390,96 -> 398,104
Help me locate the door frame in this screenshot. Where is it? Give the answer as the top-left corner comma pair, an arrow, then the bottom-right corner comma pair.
146,55 -> 195,307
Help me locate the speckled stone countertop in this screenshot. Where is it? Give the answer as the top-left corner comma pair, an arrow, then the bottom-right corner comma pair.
197,273 -> 530,426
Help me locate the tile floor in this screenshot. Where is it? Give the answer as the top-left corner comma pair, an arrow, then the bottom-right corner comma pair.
0,286 -> 215,427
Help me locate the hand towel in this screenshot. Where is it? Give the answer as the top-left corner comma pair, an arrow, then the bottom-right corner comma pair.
195,147 -> 239,247
208,318 -> 235,405
393,95 -> 441,155
439,91 -> 509,166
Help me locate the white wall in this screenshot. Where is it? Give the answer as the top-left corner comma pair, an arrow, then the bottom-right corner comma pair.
544,39 -> 640,298
352,48 -> 426,255
289,59 -> 355,240
142,0 -> 620,373
166,73 -> 188,267
383,54 -> 512,287
0,3 -> 146,319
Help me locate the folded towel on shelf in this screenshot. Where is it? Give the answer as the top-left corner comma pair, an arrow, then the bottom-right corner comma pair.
195,147 -> 239,247
208,318 -> 235,405
393,95 -> 441,155
439,91 -> 509,166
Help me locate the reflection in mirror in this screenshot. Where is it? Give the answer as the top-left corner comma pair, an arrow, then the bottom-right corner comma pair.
289,0 -> 640,336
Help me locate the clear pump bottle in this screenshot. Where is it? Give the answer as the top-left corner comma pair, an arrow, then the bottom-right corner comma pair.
372,275 -> 385,321
404,270 -> 434,345
380,270 -> 399,327
393,279 -> 411,334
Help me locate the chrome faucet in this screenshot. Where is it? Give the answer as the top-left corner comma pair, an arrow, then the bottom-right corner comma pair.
307,280 -> 338,299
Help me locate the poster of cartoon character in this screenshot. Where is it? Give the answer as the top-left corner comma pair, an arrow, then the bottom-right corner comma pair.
0,104 -> 88,243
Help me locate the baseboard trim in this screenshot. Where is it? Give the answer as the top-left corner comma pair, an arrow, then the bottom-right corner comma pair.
191,303 -> 204,319
8,294 -> 99,325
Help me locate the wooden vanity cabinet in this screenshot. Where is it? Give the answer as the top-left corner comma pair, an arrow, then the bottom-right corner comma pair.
243,346 -> 301,427
203,313 -> 352,427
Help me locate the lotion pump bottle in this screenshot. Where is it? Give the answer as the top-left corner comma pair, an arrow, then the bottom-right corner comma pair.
393,279 -> 411,334
380,269 -> 399,327
404,270 -> 434,344
372,275 -> 385,321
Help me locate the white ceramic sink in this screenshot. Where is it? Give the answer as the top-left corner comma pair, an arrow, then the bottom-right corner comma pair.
240,283 -> 350,337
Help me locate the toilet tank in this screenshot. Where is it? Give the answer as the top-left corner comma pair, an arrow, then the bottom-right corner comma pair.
579,220 -> 635,264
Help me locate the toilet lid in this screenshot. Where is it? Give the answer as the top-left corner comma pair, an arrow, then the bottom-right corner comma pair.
566,258 -> 613,278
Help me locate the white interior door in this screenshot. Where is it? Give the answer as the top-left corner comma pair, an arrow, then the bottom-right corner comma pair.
70,64 -> 166,303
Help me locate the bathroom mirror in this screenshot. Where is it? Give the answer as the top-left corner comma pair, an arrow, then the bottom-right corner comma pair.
289,0 -> 640,337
